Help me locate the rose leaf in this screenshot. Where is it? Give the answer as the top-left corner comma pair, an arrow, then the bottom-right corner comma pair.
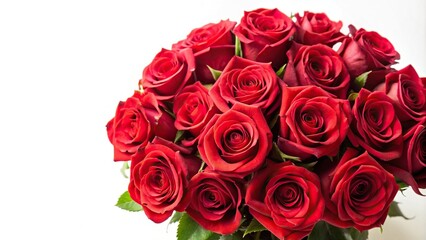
177,213 -> 220,240
169,211 -> 184,225
115,191 -> 142,212
388,201 -> 412,220
120,161 -> 129,178
243,218 -> 267,238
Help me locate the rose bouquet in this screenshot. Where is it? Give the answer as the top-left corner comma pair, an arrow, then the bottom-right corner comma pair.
106,8 -> 426,240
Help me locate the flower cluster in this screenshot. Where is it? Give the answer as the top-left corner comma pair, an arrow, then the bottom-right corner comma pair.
107,8 -> 426,240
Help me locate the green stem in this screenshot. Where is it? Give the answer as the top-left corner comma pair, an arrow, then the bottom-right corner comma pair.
255,232 -> 261,240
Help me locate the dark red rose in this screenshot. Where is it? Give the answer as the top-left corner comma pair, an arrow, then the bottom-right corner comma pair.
338,25 -> 400,78
375,65 -> 426,122
173,82 -> 219,138
198,103 -> 272,177
210,56 -> 282,117
182,170 -> 244,235
384,119 -> 426,191
139,48 -> 195,101
278,86 -> 351,160
233,8 -> 295,69
318,148 -> 399,231
246,161 -> 324,240
294,11 -> 345,46
106,91 -> 176,161
348,88 -> 403,161
283,44 -> 350,98
128,137 -> 200,223
173,20 -> 236,83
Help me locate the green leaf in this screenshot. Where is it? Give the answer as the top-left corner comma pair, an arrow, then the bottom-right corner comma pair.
308,221 -> 368,240
272,143 -> 301,162
354,71 -> 372,89
276,64 -> 286,78
243,218 -> 267,237
177,213 -> 220,240
268,113 -> 279,129
348,92 -> 359,102
388,201 -> 412,220
207,65 -> 222,81
174,130 -> 185,143
120,161 -> 130,178
169,211 -> 184,225
235,36 -> 243,57
219,233 -> 242,240
115,191 -> 142,212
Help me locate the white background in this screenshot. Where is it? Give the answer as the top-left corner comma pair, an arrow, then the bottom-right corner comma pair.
0,0 -> 425,239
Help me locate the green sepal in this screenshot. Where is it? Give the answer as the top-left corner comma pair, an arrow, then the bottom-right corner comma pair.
174,130 -> 185,143
235,36 -> 243,57
348,92 -> 359,102
272,143 -> 301,162
388,201 -> 411,220
177,213 -> 220,240
120,161 -> 130,178
115,191 -> 142,212
276,64 -> 287,78
207,65 -> 222,81
354,71 -> 372,90
243,218 -> 267,238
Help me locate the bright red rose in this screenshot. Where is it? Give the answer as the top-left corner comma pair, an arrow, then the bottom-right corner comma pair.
233,8 -> 295,70
338,25 -> 400,78
283,44 -> 350,98
198,103 -> 272,177
246,161 -> 324,240
173,82 -> 219,138
173,20 -> 236,83
278,86 -> 351,160
210,56 -> 282,117
348,88 -> 403,161
139,48 -> 195,101
182,170 -> 244,235
318,148 -> 399,231
128,137 -> 200,223
294,11 -> 345,46
106,91 -> 176,161
375,65 -> 426,122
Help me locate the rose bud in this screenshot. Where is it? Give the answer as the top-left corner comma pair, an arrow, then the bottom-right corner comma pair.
182,170 -> 244,235
139,48 -> 195,102
128,137 -> 200,223
210,56 -> 282,118
293,11 -> 345,46
278,85 -> 351,160
348,88 -> 403,161
106,91 -> 176,161
173,20 -> 236,83
233,8 -> 295,70
338,25 -> 400,78
283,44 -> 350,98
246,161 -> 324,240
317,148 -> 399,231
198,103 -> 272,178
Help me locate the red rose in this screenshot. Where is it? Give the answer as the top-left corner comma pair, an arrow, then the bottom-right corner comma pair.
294,11 -> 345,46
139,48 -> 195,101
106,91 -> 176,161
173,20 -> 236,83
128,137 -> 200,223
210,56 -> 282,117
318,148 -> 399,231
198,103 -> 272,177
278,86 -> 351,160
182,170 -> 244,235
233,8 -> 295,69
375,65 -> 426,122
173,82 -> 219,138
283,44 -> 350,98
338,25 -> 400,77
348,88 -> 403,161
246,161 -> 324,240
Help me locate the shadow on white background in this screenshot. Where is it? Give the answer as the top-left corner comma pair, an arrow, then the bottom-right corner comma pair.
0,0 -> 424,239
